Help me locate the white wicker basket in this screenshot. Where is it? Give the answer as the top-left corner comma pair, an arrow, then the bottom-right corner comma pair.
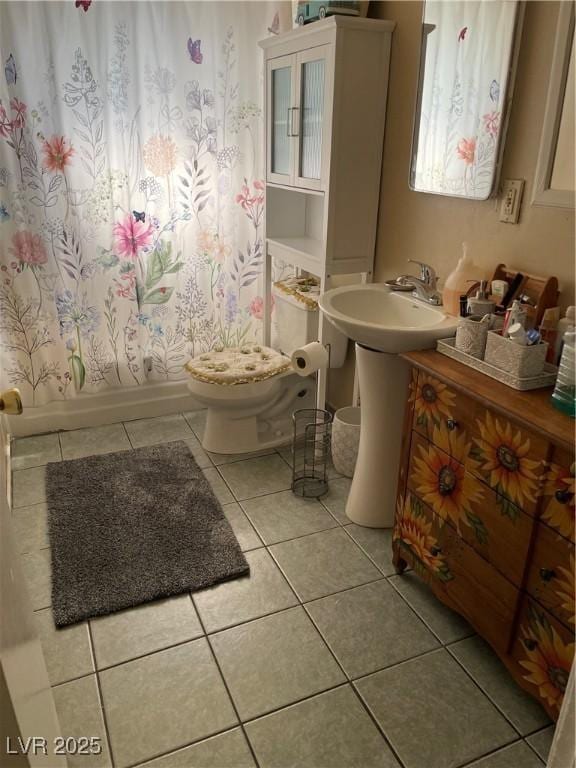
484,331 -> 548,378
455,317 -> 489,359
331,406 -> 361,478
436,338 -> 557,391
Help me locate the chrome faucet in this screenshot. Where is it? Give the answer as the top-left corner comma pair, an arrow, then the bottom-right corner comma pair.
395,259 -> 442,306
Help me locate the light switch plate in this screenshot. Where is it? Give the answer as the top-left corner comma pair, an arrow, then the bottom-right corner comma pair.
499,179 -> 525,223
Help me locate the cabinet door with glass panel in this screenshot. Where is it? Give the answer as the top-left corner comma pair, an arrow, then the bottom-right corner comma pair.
266,45 -> 331,191
267,54 -> 296,185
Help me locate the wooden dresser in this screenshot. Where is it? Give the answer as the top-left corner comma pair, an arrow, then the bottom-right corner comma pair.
393,350 -> 575,720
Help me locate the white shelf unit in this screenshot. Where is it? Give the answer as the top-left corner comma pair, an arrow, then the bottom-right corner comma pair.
259,15 -> 395,408
266,184 -> 324,272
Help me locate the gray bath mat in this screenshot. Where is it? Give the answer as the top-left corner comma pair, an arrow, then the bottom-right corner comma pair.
46,441 -> 249,626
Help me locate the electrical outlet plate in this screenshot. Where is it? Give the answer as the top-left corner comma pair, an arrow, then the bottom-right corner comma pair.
499,179 -> 525,223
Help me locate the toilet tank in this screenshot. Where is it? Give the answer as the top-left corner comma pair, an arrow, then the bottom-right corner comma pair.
272,277 -> 348,368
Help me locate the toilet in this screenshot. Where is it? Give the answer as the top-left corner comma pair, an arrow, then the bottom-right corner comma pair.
185,277 -> 347,455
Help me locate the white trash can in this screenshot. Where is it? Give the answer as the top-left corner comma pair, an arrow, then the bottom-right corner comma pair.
331,406 -> 361,478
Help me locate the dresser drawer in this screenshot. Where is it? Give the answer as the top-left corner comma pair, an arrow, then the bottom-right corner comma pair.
411,371 -> 548,516
540,447 -> 575,543
394,491 -> 519,653
510,597 -> 575,719
407,431 -> 534,587
411,370 -> 463,441
526,522 -> 574,629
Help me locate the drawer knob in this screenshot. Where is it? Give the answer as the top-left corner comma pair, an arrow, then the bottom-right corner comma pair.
430,546 -> 442,556
539,568 -> 557,582
524,638 -> 538,651
555,489 -> 573,504
446,419 -> 459,431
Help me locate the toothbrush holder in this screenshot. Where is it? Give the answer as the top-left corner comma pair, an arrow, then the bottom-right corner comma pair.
484,331 -> 549,377
455,316 -> 490,359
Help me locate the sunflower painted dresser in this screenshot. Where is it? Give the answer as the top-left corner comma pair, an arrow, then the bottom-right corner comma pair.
393,350 -> 575,721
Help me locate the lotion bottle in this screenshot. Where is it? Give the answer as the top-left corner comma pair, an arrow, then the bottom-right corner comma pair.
442,242 -> 481,316
555,306 -> 576,364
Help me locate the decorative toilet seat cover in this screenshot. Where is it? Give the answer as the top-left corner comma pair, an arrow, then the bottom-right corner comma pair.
185,345 -> 291,385
273,276 -> 320,311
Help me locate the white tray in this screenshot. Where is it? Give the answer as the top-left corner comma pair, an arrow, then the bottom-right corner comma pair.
436,338 -> 558,391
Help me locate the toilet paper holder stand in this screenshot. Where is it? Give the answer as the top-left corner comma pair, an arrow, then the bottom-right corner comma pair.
291,404 -> 333,499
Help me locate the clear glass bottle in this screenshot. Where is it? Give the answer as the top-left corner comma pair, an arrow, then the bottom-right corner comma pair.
551,330 -> 576,418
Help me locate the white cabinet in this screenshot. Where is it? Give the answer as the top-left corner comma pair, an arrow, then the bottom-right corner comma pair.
259,16 -> 395,406
260,16 -> 395,278
267,46 -> 332,190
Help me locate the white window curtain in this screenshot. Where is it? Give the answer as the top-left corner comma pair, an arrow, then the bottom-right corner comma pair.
413,1 -> 517,199
0,1 -> 283,407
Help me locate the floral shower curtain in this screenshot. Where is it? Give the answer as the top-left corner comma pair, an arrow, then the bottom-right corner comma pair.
0,1 -> 281,407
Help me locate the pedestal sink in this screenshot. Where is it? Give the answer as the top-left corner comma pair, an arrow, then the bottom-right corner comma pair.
318,284 -> 459,528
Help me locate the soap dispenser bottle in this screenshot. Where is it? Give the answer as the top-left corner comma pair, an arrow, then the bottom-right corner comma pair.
442,242 -> 481,317
467,280 -> 495,316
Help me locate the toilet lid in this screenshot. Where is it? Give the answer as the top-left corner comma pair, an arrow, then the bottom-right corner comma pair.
185,345 -> 291,385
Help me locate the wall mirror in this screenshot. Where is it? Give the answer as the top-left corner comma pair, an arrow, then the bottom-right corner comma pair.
409,1 -> 522,200
532,2 -> 575,209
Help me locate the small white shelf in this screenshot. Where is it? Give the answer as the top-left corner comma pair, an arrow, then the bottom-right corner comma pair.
266,236 -> 323,274
266,185 -> 324,274
266,181 -> 325,198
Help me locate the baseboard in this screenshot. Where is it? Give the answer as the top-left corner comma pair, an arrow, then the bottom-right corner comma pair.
7,380 -> 203,437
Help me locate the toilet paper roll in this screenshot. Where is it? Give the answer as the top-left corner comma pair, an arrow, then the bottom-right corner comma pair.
291,342 -> 329,376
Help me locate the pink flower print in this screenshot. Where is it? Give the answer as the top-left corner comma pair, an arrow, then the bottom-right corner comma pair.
236,179 -> 265,228
42,136 -> 74,172
457,137 -> 476,165
236,180 -> 265,209
114,270 -> 137,299
9,231 -> 48,266
9,98 -> 26,129
252,179 -> 265,207
113,214 -> 152,260
483,111 -> 500,138
249,295 -> 274,320
235,183 -> 255,210
10,99 -> 27,128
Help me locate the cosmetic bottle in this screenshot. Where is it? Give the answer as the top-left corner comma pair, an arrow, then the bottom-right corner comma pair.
502,300 -> 526,335
507,322 -> 528,345
539,307 -> 561,364
491,280 -> 508,303
554,306 -> 575,364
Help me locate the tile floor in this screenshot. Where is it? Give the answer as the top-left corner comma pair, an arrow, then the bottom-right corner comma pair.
12,412 -> 555,768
